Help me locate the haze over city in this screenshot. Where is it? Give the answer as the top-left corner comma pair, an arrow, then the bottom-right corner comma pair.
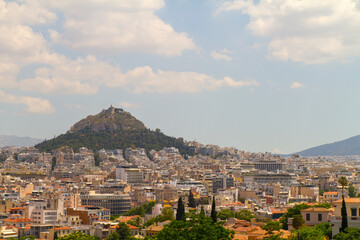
1,0 -> 360,154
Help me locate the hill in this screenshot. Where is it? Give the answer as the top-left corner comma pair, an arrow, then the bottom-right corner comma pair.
294,135 -> 360,156
35,106 -> 192,155
68,106 -> 146,133
0,135 -> 43,147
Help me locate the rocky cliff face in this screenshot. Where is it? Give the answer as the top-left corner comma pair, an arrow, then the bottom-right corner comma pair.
68,106 -> 146,133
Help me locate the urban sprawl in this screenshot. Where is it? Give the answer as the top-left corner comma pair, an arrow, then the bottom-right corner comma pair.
0,143 -> 358,239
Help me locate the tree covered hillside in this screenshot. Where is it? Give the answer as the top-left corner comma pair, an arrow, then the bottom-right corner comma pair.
35,128 -> 192,155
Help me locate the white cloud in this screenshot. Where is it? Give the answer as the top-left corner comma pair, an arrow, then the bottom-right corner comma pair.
0,90 -> 55,114
291,82 -> 305,89
17,55 -> 118,95
211,49 -> 232,61
218,0 -> 360,64
15,56 -> 257,95
118,102 -> 140,109
0,0 -> 56,25
46,0 -> 196,57
107,66 -> 259,94
0,0 -> 257,111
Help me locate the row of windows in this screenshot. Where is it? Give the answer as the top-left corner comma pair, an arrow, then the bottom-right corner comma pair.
45,212 -> 57,215
306,213 -> 323,221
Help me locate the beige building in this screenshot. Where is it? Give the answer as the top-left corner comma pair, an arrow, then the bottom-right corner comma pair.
331,198 -> 360,235
323,192 -> 341,203
300,207 -> 334,226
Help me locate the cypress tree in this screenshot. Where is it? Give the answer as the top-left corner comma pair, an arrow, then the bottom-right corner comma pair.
340,195 -> 348,232
211,196 -> 217,222
188,189 -> 196,208
200,205 -> 205,217
176,197 -> 185,221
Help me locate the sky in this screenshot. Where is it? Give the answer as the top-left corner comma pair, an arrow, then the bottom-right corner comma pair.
1,0 -> 360,154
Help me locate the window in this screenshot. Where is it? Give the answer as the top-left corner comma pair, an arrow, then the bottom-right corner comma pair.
306,213 -> 310,221
351,208 -> 357,217
318,214 -> 322,221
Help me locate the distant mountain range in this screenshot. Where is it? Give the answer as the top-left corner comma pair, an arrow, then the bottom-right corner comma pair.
294,135 -> 360,156
35,106 -> 192,155
0,135 -> 43,147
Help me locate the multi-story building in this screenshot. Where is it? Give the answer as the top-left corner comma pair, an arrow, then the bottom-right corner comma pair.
212,176 -> 234,194
254,161 -> 284,172
80,192 -> 131,215
116,166 -> 143,185
244,173 -> 297,186
27,198 -> 62,224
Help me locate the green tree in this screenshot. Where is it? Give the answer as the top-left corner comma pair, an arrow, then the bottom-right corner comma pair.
262,220 -> 282,236
313,222 -> 332,239
57,232 -> 99,240
313,203 -> 332,209
235,209 -> 254,222
200,205 -> 205,217
127,216 -> 142,228
106,232 -> 120,240
290,226 -> 325,240
51,156 -> 57,171
292,214 -> 304,229
158,207 -> 174,222
340,195 -> 348,233
123,201 -> 156,217
0,153 -> 7,162
334,227 -> 360,240
116,222 -> 131,240
217,209 -> 234,220
211,196 -> 217,222
348,184 -> 356,198
279,203 -> 311,230
110,215 -> 120,221
154,212 -> 234,240
188,189 -> 196,208
94,152 -> 101,166
176,197 -> 185,221
143,208 -> 175,228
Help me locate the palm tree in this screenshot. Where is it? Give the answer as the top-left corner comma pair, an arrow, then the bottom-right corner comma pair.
338,176 -> 349,197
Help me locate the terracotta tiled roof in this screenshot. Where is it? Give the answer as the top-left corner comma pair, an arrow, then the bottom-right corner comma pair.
324,192 -> 338,195
4,218 -> 31,223
226,202 -> 244,206
301,207 -> 334,212
54,227 -> 71,230
128,224 -> 139,230
334,198 -> 360,203
10,207 -> 25,210
233,234 -> 248,240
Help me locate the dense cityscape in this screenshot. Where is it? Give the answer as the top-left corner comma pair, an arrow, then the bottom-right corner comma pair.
0,108 -> 360,239
1,0 -> 360,239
